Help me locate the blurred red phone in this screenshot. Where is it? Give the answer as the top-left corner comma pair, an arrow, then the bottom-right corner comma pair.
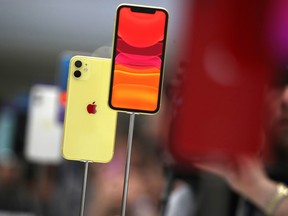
168,0 -> 272,168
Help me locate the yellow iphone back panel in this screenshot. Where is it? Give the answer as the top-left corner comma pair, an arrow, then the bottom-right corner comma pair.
62,56 -> 118,163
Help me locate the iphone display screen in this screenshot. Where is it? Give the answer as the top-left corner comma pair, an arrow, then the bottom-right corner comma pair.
109,5 -> 168,114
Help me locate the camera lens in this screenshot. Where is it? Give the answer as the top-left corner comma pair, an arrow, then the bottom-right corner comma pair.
75,60 -> 82,68
74,70 -> 81,78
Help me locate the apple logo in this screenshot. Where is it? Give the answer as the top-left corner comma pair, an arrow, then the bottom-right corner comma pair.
87,101 -> 97,114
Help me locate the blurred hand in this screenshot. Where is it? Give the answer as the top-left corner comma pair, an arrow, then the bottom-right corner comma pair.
194,157 -> 268,196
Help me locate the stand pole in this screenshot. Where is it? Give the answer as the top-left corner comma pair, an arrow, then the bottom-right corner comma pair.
80,161 -> 89,216
120,113 -> 136,216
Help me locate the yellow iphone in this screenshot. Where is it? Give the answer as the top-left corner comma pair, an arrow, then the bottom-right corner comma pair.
62,56 -> 118,163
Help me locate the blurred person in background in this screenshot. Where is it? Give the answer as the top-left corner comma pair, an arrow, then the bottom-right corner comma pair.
0,101 -> 36,214
196,66 -> 288,216
194,0 -> 288,214
162,0 -> 288,215
0,92 -> 84,216
0,158 -> 36,214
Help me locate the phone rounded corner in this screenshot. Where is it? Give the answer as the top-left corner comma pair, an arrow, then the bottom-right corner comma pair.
104,152 -> 115,163
116,3 -> 128,12
159,7 -> 169,17
91,151 -> 114,164
149,107 -> 160,115
61,148 -> 70,161
146,103 -> 161,115
69,55 -> 78,63
108,100 -> 117,111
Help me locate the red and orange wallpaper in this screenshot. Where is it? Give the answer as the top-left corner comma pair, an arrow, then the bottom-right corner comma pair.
110,6 -> 168,113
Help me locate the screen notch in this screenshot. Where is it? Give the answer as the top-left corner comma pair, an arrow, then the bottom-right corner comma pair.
130,6 -> 156,14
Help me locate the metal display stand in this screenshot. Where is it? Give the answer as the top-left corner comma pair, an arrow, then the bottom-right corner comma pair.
120,112 -> 136,216
79,161 -> 90,216
77,112 -> 136,216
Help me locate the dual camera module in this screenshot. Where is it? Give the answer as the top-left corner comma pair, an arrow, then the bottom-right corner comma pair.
74,60 -> 83,78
